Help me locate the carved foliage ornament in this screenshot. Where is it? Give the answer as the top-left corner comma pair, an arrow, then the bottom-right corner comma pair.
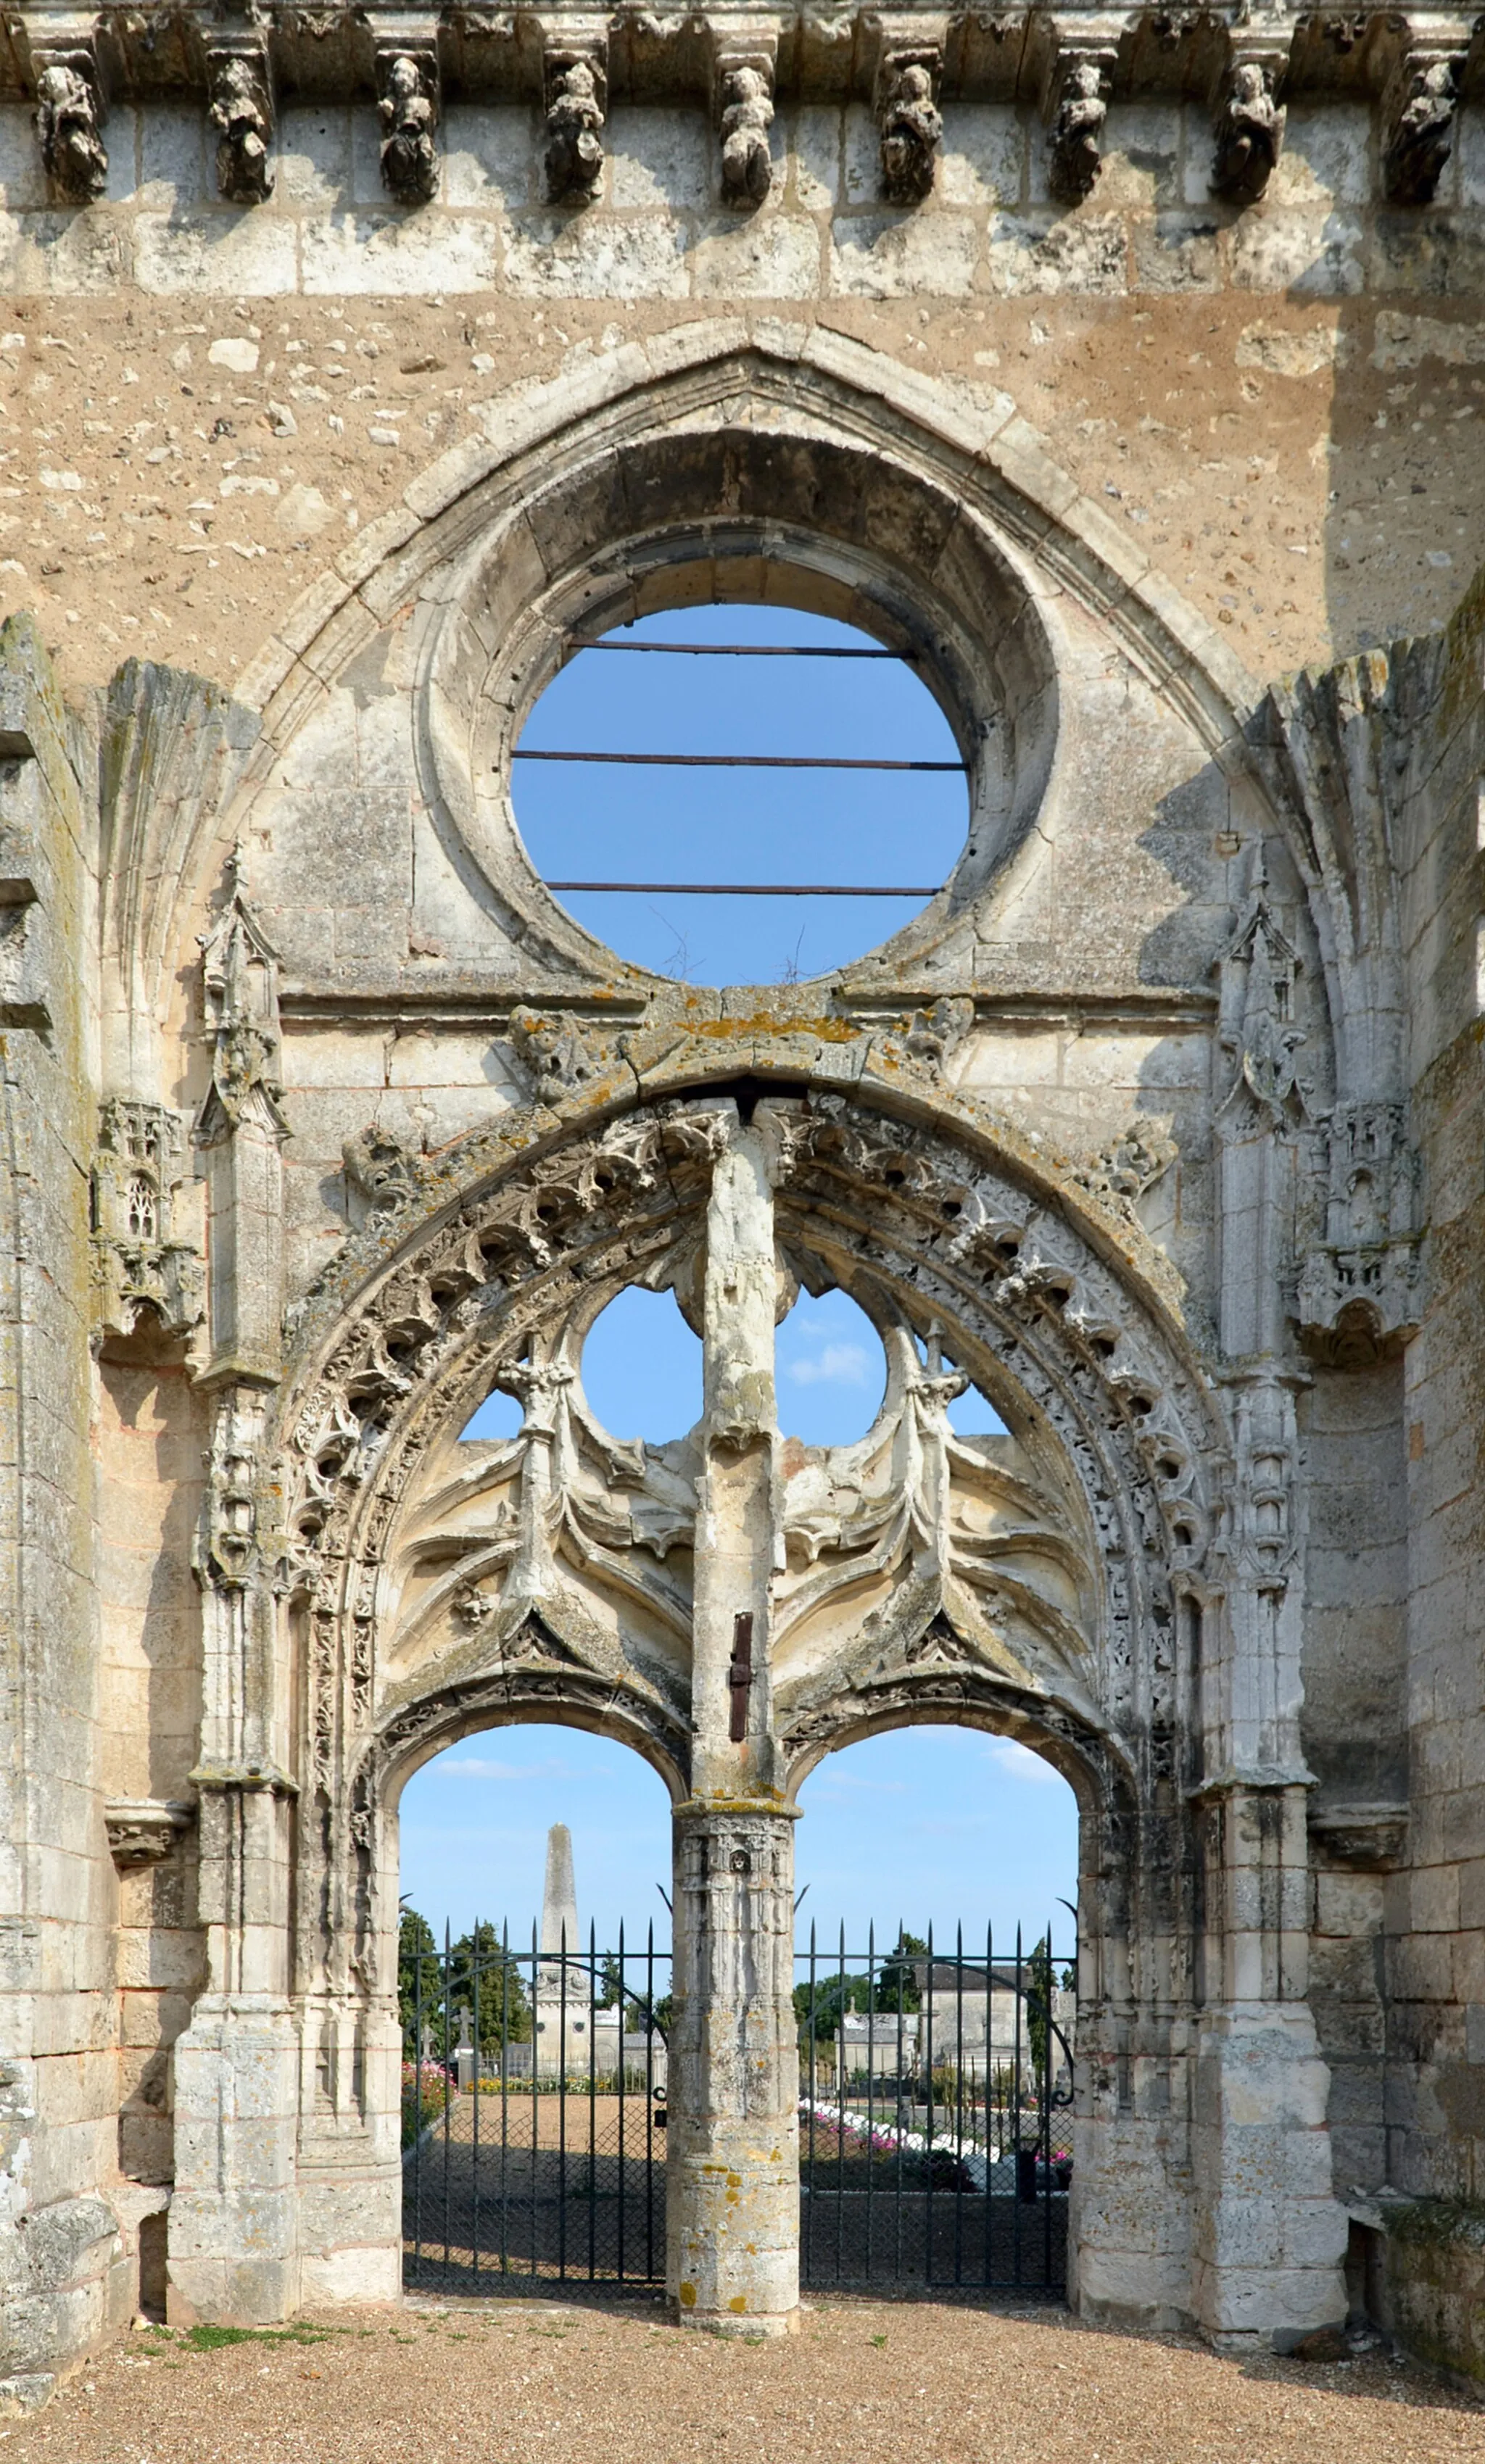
91,1099 -> 204,1344
34,49 -> 107,202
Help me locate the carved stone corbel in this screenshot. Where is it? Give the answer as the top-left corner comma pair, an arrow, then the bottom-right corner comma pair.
875,41 -> 943,207
1308,1801 -> 1408,1872
91,1098 -> 204,1345
1044,46 -> 1115,204
1383,46 -> 1465,207
207,37 -> 275,206
105,1799 -> 194,1872
543,28 -> 608,204
712,27 -> 777,210
33,41 -> 107,203
376,41 -> 440,206
1209,45 -> 1288,206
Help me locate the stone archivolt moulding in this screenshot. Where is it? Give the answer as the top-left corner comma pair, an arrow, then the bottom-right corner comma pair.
272,1066 -> 1222,2002
5,5 -> 1479,209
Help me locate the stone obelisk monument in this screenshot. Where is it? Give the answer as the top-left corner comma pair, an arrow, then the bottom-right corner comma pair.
534,1822 -> 589,2078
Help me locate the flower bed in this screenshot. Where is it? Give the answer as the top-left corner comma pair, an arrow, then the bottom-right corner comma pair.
401,2059 -> 451,2149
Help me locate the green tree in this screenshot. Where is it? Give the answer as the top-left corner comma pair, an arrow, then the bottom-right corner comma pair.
448,1921 -> 531,2058
1025,1931 -> 1054,2094
877,1930 -> 928,2013
399,1905 -> 444,2053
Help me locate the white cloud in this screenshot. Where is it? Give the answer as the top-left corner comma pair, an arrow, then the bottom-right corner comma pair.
786,1340 -> 874,1388
983,1738 -> 1065,1788
437,1754 -> 572,1781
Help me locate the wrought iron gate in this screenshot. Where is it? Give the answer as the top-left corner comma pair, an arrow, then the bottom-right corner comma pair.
400,1917 -> 1073,2298
402,1922 -> 670,2297
796,1923 -> 1075,2295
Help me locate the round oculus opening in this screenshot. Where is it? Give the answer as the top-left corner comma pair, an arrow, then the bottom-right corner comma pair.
511,602 -> 969,988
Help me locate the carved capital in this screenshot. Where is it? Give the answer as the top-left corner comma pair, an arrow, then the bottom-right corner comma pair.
91,1100 -> 204,1345
33,40 -> 107,204
106,1799 -> 194,1871
542,25 -> 608,204
1383,45 -> 1465,207
1210,47 -> 1287,207
207,37 -> 275,207
376,40 -> 440,207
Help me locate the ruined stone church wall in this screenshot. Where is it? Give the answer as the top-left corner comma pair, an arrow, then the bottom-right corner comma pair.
0,621 -> 135,2398
5,91 -> 1485,705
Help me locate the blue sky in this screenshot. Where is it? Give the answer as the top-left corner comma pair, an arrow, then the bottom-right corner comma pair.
511,602 -> 967,986
397,600 -> 1077,1966
399,1721 -> 1078,1963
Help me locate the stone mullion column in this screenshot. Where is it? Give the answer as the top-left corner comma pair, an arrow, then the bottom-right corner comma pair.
668,1113 -> 800,2336
170,1393 -> 301,2325
1189,882 -> 1347,2345
168,867 -> 301,2325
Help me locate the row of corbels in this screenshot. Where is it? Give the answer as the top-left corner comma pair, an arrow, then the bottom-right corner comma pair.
29,16 -> 1471,211
1047,24 -> 1468,208
30,20 -> 943,208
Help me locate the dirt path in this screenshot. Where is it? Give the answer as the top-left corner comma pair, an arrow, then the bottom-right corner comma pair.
3,2297 -> 1482,2464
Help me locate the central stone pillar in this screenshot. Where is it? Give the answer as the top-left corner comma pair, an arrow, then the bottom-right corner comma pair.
667,1113 -> 801,2336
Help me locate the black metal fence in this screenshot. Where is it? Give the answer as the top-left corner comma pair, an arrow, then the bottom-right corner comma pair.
402,1921 -> 670,2297
796,1922 -> 1075,2295
400,1915 -> 1074,2299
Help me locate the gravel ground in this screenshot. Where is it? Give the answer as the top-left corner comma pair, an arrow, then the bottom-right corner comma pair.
4,2296 -> 1482,2464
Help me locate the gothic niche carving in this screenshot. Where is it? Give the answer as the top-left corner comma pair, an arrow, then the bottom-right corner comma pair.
208,46 -> 276,206
718,60 -> 774,208
1046,53 -> 1111,204
1211,58 -> 1285,206
544,50 -> 606,204
376,49 -> 439,206
34,51 -> 107,202
1383,51 -> 1463,207
1294,1103 -> 1421,1366
194,860 -> 288,1144
877,49 -> 942,207
91,1100 -> 204,1345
